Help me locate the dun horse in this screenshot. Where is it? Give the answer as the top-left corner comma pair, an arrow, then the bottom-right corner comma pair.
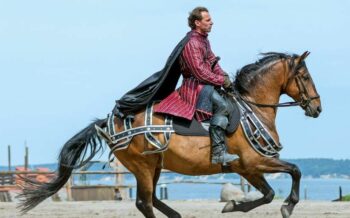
19,51 -> 321,218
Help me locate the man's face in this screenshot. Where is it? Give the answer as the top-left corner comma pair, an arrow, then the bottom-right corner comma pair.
195,11 -> 213,34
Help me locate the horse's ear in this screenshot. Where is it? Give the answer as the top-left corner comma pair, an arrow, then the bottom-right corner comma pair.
296,51 -> 310,65
301,51 -> 310,60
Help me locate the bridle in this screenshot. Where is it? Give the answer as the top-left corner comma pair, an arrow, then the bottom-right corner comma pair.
293,67 -> 320,109
236,58 -> 320,109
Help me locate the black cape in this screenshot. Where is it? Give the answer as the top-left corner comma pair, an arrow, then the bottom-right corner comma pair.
113,32 -> 191,117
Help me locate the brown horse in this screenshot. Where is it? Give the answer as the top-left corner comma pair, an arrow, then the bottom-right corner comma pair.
19,51 -> 321,218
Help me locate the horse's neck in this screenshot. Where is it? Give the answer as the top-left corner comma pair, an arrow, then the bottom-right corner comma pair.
248,96 -> 279,131
246,96 -> 281,145
244,68 -> 285,134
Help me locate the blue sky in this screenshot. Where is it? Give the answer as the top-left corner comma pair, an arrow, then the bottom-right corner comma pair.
0,1 -> 349,165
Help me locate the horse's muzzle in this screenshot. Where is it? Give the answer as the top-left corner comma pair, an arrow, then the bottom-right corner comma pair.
305,105 -> 322,118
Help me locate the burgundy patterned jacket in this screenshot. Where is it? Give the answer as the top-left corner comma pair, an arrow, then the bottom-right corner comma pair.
154,30 -> 225,121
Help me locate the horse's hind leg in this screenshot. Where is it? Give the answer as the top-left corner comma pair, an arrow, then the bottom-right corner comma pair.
222,174 -> 275,213
135,169 -> 157,218
123,154 -> 158,218
152,168 -> 181,218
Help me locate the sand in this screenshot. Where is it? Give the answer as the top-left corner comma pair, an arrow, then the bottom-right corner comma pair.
1,200 -> 350,218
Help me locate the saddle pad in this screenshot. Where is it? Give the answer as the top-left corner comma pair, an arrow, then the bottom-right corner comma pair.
173,97 -> 241,136
173,117 -> 209,136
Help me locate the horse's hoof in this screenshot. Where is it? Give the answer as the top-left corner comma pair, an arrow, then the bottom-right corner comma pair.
281,206 -> 290,218
222,200 -> 236,213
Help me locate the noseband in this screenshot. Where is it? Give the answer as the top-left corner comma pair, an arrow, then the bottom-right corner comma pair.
238,59 -> 320,108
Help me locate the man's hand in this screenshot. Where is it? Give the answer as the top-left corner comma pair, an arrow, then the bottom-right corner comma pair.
223,72 -> 232,89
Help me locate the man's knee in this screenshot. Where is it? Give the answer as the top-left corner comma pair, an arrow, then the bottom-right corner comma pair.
217,101 -> 229,116
211,90 -> 229,116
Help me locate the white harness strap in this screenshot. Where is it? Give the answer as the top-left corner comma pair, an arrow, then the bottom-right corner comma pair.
95,102 -> 174,161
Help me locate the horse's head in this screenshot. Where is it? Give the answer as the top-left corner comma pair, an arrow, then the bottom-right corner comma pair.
234,51 -> 322,118
283,51 -> 322,118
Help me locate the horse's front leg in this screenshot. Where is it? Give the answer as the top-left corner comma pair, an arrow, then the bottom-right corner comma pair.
222,173 -> 275,213
257,158 -> 301,218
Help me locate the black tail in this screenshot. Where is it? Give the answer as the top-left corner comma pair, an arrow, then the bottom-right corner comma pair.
17,118 -> 107,213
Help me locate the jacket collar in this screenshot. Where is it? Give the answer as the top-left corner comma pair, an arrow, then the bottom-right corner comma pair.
190,30 -> 208,38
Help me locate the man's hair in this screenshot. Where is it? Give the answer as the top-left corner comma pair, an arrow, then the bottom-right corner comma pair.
188,7 -> 209,29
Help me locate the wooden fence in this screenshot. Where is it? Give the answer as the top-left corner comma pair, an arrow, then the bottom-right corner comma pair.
0,170 -> 250,202
0,174 -> 14,185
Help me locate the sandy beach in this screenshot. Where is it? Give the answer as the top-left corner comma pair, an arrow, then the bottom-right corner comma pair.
1,200 -> 350,218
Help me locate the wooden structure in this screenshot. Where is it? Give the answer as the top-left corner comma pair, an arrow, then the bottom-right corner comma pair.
71,185 -> 117,201
0,174 -> 14,186
0,174 -> 15,202
0,191 -> 11,202
0,145 -> 14,202
14,167 -> 55,187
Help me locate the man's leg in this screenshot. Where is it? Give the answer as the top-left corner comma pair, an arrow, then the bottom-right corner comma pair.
210,90 -> 236,164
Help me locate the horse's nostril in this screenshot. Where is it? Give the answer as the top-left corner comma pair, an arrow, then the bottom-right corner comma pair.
317,105 -> 322,113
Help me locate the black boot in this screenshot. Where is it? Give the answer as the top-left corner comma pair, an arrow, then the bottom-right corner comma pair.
210,126 -> 237,164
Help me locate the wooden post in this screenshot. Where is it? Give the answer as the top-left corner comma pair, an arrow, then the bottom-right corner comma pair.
240,176 -> 245,193
8,145 -> 11,171
129,187 -> 133,199
115,159 -> 127,199
116,159 -> 124,186
8,145 -> 14,184
66,177 -> 73,201
24,142 -> 29,171
339,186 -> 343,201
247,183 -> 251,192
160,184 -> 168,200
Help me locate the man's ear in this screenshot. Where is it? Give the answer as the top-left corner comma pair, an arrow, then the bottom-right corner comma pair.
194,20 -> 200,27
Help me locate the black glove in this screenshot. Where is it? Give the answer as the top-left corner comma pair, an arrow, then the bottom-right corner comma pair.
211,56 -> 221,70
223,72 -> 232,89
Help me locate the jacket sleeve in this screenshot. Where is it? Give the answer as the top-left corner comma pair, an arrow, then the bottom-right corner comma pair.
181,40 -> 224,86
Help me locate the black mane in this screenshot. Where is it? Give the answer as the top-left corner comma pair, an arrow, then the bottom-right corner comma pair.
234,52 -> 298,94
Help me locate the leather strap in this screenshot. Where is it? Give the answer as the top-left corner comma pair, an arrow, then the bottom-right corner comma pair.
235,96 -> 282,157
97,103 -> 174,161
143,103 -> 173,154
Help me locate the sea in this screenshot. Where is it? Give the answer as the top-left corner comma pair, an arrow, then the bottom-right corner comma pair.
71,173 -> 350,201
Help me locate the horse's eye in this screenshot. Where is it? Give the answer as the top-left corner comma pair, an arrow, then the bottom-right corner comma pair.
303,74 -> 310,81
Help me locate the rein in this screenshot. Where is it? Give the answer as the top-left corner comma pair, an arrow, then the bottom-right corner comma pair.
239,97 -> 301,108
238,95 -> 320,108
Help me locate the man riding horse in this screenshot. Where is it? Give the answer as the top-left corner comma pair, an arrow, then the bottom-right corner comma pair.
18,6 -> 322,217
113,7 -> 235,164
